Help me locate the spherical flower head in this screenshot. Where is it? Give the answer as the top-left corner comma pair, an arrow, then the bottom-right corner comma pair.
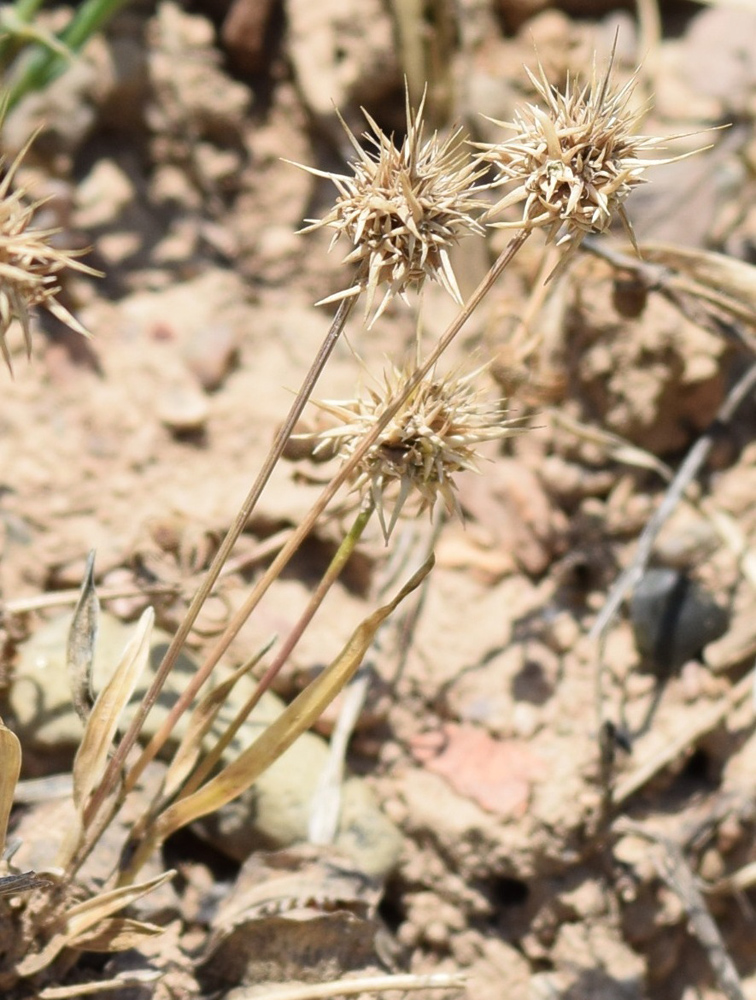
310,363 -> 517,540
0,130 -> 97,373
476,55 -> 677,254
292,89 -> 487,325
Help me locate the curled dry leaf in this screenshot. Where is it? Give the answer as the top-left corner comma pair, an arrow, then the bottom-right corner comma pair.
66,551 -> 99,727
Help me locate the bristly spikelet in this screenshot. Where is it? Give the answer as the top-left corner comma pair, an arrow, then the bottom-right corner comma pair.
310,364 -> 518,540
292,88 -> 487,325
0,128 -> 97,374
475,53 -> 678,255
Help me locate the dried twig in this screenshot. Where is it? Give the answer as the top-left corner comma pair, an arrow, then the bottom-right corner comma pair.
591,361 -> 756,644
615,819 -> 746,1000
241,972 -> 467,1000
613,668 -> 753,805
2,582 -> 178,615
582,237 -> 756,353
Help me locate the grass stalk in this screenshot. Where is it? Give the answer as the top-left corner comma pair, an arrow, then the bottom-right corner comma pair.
177,501 -> 375,798
80,293 -> 358,832
6,0 -> 133,108
123,228 -> 529,795
0,0 -> 47,68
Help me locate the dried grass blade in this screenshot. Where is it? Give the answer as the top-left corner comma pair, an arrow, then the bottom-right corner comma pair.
161,639 -> 274,802
16,870 -> 175,976
0,717 -> 21,854
154,556 -> 433,843
640,241 -> 756,327
66,550 -> 99,726
67,916 -> 163,952
549,409 -> 673,482
0,870 -> 52,895
72,607 -> 154,813
64,870 -> 175,927
38,971 -> 162,999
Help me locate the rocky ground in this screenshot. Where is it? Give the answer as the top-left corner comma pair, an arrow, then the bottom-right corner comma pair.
3,1 -> 756,998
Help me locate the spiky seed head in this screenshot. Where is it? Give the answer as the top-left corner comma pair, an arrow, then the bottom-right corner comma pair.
310,364 -> 518,540
0,130 -> 97,374
476,56 -> 677,254
292,89 -> 487,325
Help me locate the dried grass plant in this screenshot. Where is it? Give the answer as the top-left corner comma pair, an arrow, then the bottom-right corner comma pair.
0,47 -> 689,997
0,125 -> 97,373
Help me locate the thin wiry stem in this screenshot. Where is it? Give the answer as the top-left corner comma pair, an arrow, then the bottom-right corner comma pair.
79,292 -> 358,841
74,230 -> 528,876
178,500 -> 375,799
6,0 -> 134,109
125,229 -> 530,795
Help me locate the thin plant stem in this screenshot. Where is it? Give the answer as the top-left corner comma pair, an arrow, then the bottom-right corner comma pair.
178,500 -> 375,799
0,0 -> 47,68
78,231 -> 527,868
81,293 -> 358,831
124,228 -> 530,797
245,971 -> 467,1000
591,360 -> 756,745
7,0 -> 134,108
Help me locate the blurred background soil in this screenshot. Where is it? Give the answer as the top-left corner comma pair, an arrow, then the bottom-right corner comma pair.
3,1 -> 756,998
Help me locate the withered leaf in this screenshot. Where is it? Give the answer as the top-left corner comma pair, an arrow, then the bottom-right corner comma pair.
0,717 -> 21,855
68,916 -> 163,952
16,869 -> 175,977
66,550 -> 99,726
126,557 -> 433,872
72,607 -> 154,814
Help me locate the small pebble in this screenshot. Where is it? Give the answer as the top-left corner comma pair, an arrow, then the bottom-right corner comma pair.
630,567 -> 729,673
158,384 -> 209,434
183,323 -> 239,392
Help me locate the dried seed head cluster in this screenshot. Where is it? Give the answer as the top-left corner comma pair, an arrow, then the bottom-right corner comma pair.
311,364 -> 517,540
476,58 -> 672,251
295,91 -> 486,324
0,134 -> 95,373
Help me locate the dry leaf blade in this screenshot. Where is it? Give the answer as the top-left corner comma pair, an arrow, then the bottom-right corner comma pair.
72,607 -> 155,813
0,717 -> 21,854
151,557 -> 433,847
66,550 -> 99,726
16,870 -> 175,976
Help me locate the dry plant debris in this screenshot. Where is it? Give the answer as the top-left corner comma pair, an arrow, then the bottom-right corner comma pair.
293,89 -> 486,323
0,2 -> 755,999
0,126 -> 96,373
310,362 -> 518,539
476,55 -> 679,254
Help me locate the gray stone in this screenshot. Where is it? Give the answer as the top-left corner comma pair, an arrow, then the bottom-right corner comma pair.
631,568 -> 729,673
